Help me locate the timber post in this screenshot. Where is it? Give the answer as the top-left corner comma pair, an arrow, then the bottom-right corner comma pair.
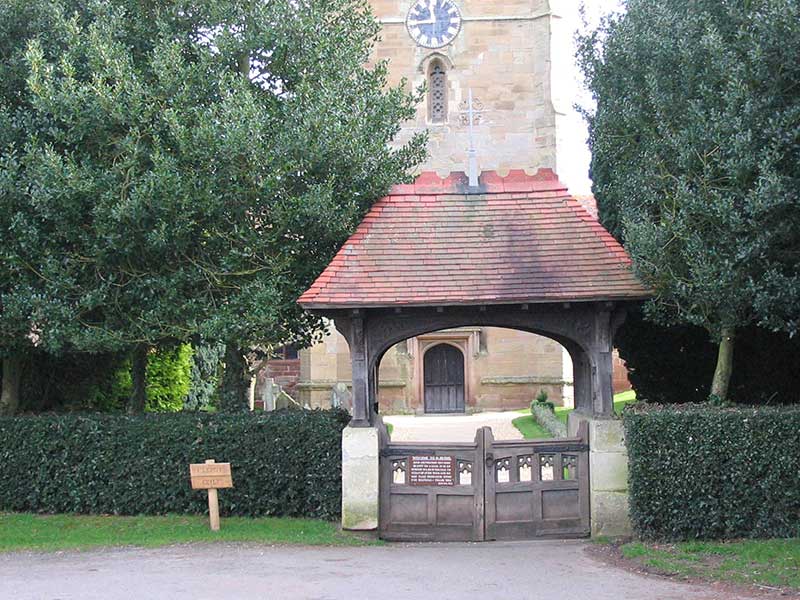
349,315 -> 370,427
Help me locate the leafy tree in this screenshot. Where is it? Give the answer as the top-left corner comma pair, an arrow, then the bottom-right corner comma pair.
10,344 -> 198,413
0,0 -> 426,413
0,0 -> 89,414
579,0 -> 800,400
616,309 -> 800,405
15,350 -> 128,413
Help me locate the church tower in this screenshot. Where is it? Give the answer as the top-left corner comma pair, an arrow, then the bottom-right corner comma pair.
287,1 -> 590,415
369,0 -> 570,175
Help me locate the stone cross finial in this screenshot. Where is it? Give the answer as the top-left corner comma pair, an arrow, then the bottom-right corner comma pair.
461,88 -> 483,187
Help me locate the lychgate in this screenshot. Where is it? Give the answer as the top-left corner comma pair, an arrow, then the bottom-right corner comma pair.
299,169 -> 650,540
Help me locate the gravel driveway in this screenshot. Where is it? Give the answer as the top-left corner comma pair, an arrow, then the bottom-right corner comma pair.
383,411 -> 523,442
0,540 -> 758,600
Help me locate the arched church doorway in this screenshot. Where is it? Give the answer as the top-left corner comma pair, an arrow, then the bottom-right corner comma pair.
423,343 -> 465,414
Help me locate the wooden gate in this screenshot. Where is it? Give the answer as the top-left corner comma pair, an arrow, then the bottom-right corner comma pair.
423,344 -> 465,413
379,422 -> 589,541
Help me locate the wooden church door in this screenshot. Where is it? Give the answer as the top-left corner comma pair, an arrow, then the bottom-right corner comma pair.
424,344 -> 465,414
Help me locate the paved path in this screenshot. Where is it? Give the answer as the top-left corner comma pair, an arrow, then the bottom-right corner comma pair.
384,411 -> 523,442
0,541 -> 757,600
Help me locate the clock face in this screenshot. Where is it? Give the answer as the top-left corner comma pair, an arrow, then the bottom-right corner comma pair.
405,0 -> 462,49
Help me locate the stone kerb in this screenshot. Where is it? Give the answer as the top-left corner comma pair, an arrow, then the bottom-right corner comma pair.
341,426 -> 379,531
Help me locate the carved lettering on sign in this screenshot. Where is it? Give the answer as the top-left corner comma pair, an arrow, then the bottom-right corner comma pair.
190,462 -> 233,490
409,455 -> 455,486
192,476 -> 232,489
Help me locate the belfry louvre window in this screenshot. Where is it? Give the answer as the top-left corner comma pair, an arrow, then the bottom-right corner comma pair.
429,60 -> 447,123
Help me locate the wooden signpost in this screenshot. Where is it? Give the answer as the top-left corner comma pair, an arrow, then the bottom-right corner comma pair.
190,459 -> 233,531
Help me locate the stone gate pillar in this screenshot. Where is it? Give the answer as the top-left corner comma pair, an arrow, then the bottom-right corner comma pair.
341,426 -> 380,530
566,305 -> 632,537
566,413 -> 631,537
588,419 -> 631,537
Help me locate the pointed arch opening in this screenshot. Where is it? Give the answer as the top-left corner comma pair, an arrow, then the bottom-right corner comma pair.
428,58 -> 448,124
423,342 -> 465,414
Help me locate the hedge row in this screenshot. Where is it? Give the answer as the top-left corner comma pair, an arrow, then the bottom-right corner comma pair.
624,404 -> 800,540
0,409 -> 349,520
531,402 -> 567,438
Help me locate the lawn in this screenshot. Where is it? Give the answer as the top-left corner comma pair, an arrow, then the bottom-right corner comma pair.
621,538 -> 800,591
513,390 -> 637,439
510,413 -> 551,439
0,513 -> 377,553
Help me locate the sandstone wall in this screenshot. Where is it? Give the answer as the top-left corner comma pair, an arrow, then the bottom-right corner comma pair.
297,324 -> 572,414
369,0 -> 560,175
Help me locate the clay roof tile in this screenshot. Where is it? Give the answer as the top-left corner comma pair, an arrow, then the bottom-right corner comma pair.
298,170 -> 650,308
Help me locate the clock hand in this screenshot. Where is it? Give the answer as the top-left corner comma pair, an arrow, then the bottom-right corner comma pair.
408,18 -> 436,26
428,0 -> 436,22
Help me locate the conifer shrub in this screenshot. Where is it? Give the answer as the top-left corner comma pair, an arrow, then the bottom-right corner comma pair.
112,345 -> 195,412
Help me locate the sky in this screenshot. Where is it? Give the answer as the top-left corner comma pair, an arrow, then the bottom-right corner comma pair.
556,0 -> 625,195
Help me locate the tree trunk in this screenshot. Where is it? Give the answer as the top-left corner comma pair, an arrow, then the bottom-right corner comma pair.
220,344 -> 250,412
238,51 -> 250,78
0,356 -> 22,416
248,375 -> 257,411
127,344 -> 149,415
710,327 -> 735,401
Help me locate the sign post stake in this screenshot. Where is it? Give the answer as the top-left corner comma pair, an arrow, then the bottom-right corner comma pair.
189,459 -> 233,531
206,459 -> 221,532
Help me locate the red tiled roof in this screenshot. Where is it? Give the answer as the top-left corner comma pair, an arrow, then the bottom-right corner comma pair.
299,169 -> 650,309
574,194 -> 598,219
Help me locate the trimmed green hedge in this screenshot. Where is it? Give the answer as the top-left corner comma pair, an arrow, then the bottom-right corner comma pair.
0,410 -> 349,520
531,402 -> 566,438
624,404 -> 800,540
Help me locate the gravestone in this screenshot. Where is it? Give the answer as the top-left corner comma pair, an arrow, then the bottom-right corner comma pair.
331,382 -> 352,411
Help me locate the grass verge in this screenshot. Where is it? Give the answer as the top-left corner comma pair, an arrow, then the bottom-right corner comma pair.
621,539 -> 800,591
612,389 -> 637,409
0,513 -> 378,553
511,414 -> 552,439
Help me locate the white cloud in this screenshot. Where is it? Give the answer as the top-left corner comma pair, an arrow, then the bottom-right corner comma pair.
555,0 -> 625,195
